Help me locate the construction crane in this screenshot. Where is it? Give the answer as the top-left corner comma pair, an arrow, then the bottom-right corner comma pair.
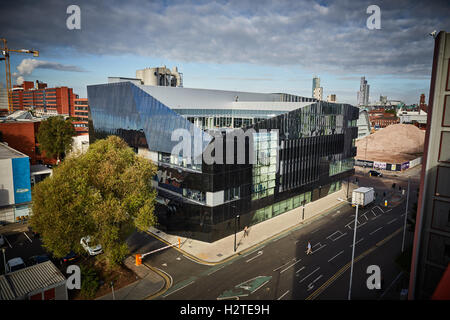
0,38 -> 39,113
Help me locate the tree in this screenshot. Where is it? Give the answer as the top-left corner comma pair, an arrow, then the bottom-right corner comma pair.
37,116 -> 76,161
30,136 -> 158,266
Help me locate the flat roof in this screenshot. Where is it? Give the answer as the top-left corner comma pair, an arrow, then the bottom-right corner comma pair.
0,260 -> 66,300
0,142 -> 28,160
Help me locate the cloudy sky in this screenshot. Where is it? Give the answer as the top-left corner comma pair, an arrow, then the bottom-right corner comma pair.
1,0 -> 449,104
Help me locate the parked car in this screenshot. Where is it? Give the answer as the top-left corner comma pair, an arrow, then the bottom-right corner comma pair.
61,251 -> 78,264
80,236 -> 103,256
368,170 -> 383,177
27,255 -> 50,266
6,257 -> 26,273
0,234 -> 4,247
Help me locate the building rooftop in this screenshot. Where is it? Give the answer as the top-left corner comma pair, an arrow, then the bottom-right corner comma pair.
0,142 -> 28,160
0,261 -> 66,300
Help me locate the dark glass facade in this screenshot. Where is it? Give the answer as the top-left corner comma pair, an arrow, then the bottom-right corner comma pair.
88,82 -> 358,242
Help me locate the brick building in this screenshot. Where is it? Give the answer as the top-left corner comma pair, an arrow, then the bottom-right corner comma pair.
0,119 -> 57,165
368,108 -> 400,129
72,98 -> 89,135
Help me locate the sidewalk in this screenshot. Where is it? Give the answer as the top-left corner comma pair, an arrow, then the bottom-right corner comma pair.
147,182 -> 360,264
0,221 -> 29,235
96,256 -> 165,300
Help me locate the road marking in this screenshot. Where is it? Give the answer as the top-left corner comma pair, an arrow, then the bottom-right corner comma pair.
280,259 -> 302,274
273,260 -> 293,272
371,215 -> 380,221
246,251 -> 263,263
277,290 -> 289,300
327,231 -> 347,242
299,267 -> 320,283
306,227 -> 403,301
296,266 -> 306,274
311,228 -> 320,234
328,250 -> 344,263
207,264 -> 227,276
23,232 -> 32,243
350,238 -> 364,247
385,209 -> 392,213
387,218 -> 398,225
370,227 -> 383,235
4,235 -> 12,248
162,280 -> 195,298
312,244 -> 327,254
307,274 -> 324,291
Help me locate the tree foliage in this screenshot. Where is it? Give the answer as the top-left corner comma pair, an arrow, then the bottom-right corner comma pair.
37,116 -> 76,160
30,136 -> 158,266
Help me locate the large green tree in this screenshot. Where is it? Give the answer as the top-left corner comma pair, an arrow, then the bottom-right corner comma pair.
37,116 -> 76,161
30,136 -> 158,266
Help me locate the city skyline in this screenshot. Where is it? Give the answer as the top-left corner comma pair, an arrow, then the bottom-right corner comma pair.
1,0 -> 449,105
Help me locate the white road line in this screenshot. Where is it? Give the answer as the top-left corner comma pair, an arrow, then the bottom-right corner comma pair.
311,229 -> 320,234
312,244 -> 327,254
350,238 -> 364,247
273,260 -> 293,272
299,267 -> 320,283
296,266 -> 306,274
371,215 -> 380,221
312,242 -> 321,249
162,280 -> 195,298
328,250 -> 344,263
246,251 -> 263,263
385,209 -> 392,213
4,236 -> 12,248
370,227 -> 383,235
280,259 -> 302,274
23,232 -> 32,243
307,274 -> 324,291
387,218 -> 398,225
277,290 -> 290,300
207,264 -> 226,276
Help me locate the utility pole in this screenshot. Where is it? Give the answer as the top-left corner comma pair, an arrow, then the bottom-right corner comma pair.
2,248 -> 6,274
401,178 -> 410,253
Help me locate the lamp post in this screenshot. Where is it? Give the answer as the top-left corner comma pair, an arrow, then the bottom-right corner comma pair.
401,178 -> 410,253
232,205 -> 239,252
302,200 -> 306,221
338,197 -> 359,300
2,248 -> 6,274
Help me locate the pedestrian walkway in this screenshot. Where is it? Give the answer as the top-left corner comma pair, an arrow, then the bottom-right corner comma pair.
96,256 -> 165,300
0,221 -> 29,235
146,182 -> 360,264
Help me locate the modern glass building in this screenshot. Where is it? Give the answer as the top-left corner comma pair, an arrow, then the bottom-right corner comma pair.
87,81 -> 358,242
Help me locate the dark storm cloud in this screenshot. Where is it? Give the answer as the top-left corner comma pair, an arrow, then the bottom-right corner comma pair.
1,0 -> 449,76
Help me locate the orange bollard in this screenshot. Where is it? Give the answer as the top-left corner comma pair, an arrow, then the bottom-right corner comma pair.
135,254 -> 142,266
178,237 -> 181,248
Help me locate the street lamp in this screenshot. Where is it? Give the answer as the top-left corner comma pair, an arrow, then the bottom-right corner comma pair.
401,178 -> 410,253
231,205 -> 239,252
302,200 -> 306,221
338,197 -> 359,300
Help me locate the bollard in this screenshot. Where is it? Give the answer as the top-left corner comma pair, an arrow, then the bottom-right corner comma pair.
385,200 -> 388,207
135,254 -> 142,266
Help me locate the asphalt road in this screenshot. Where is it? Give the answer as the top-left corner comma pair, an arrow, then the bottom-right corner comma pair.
129,171 -> 419,300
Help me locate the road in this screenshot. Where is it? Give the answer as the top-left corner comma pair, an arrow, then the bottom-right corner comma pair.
128,169 -> 419,300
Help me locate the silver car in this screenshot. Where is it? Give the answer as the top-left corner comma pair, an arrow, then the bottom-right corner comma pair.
80,236 -> 103,256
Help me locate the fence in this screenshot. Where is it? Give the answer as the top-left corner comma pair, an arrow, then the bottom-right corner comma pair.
355,156 -> 422,172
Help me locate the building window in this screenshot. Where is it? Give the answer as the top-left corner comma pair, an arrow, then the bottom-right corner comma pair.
183,188 -> 206,204
224,187 -> 240,202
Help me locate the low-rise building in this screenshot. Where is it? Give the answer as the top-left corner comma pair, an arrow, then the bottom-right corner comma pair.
0,260 -> 67,300
0,142 -> 32,224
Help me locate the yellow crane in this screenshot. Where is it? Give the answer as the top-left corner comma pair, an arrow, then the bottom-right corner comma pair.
0,38 -> 39,113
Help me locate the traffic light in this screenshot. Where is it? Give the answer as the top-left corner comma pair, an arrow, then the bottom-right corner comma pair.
135,254 -> 142,266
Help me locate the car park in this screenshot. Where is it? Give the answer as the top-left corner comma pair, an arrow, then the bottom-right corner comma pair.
27,226 -> 40,238
80,236 -> 103,256
6,257 -> 26,273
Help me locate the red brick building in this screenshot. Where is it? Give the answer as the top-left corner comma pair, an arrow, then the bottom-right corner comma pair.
11,80 -> 77,116
0,120 -> 57,165
369,108 -> 400,129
